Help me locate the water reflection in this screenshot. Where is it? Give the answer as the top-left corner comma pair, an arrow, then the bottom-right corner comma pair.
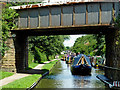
36,61 -> 105,88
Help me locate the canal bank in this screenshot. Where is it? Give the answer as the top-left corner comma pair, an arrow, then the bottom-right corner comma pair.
1,59 -> 59,88
28,60 -> 60,89
35,60 -> 106,89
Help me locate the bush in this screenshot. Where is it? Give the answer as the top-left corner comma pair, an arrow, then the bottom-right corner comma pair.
40,52 -> 47,62
34,46 -> 41,63
49,55 -> 54,60
34,46 -> 48,63
28,51 -> 34,64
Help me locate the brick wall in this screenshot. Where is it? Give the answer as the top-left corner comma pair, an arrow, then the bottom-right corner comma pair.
1,32 -> 16,72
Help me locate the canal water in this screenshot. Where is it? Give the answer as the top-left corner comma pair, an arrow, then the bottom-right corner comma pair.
35,60 -> 106,89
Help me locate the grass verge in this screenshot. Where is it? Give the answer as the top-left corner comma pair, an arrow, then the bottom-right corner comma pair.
2,60 -> 58,88
42,60 -> 58,70
28,62 -> 39,69
0,71 -> 14,80
2,74 -> 42,88
27,60 -> 53,70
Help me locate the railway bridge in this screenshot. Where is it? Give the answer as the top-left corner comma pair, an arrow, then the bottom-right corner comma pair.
1,1 -> 120,83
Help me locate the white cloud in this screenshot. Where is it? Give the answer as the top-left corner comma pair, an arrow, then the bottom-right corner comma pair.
63,34 -> 85,47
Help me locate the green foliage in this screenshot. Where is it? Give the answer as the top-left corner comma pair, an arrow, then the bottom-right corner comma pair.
34,46 -> 42,63
27,51 -> 47,69
28,63 -> 39,69
2,60 -> 58,88
28,51 -> 34,64
42,60 -> 58,71
2,74 -> 42,88
66,46 -> 70,50
40,52 -> 47,63
1,2 -> 70,59
93,34 -> 105,56
48,55 -> 54,60
65,46 -> 73,51
72,35 -> 105,56
114,14 -> 120,27
0,71 -> 14,80
34,46 -> 47,63
1,2 -> 40,57
29,35 -> 69,60
72,35 -> 97,56
114,14 -> 120,44
59,54 -> 64,58
2,4 -> 18,56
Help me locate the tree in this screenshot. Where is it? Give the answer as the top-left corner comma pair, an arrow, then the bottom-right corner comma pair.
29,35 -> 70,60
93,34 -> 105,56
72,34 -> 106,56
72,35 -> 97,55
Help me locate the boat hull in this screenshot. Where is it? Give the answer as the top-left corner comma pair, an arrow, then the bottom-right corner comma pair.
71,64 -> 91,75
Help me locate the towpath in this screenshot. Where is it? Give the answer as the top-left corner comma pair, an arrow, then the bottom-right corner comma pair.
0,59 -> 57,87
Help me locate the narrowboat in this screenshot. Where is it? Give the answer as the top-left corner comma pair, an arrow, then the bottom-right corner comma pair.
91,56 -> 105,68
71,54 -> 92,75
66,55 -> 71,64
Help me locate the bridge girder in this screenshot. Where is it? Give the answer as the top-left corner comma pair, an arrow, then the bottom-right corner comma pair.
11,25 -> 116,36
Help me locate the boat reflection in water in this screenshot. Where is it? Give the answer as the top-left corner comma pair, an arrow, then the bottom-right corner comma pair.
71,54 -> 92,75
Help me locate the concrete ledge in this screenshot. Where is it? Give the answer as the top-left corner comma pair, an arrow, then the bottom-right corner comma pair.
96,75 -> 120,89
96,75 -> 112,85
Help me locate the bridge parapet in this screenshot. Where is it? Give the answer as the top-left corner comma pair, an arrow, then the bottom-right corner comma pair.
12,2 -> 119,30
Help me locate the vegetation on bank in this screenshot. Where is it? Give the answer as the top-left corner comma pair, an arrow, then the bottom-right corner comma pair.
42,60 -> 58,71
2,60 -> 58,88
28,35 -> 69,61
72,35 -> 105,56
2,74 -> 42,88
28,63 -> 39,69
0,71 -> 14,80
28,46 -> 59,69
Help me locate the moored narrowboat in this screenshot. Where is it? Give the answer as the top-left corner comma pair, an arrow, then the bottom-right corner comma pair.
66,55 -> 71,64
91,56 -> 106,69
71,54 -> 92,75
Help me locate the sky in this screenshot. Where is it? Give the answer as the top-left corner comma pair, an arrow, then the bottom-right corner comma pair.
63,35 -> 85,47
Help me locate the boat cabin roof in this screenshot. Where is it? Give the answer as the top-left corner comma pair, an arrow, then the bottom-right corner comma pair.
72,54 -> 91,66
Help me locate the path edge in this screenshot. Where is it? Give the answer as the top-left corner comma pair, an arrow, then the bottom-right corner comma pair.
27,60 -> 60,90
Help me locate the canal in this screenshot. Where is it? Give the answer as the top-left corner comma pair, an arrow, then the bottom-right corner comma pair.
35,60 -> 106,89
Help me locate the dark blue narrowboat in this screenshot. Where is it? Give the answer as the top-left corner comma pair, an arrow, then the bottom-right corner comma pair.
71,54 -> 92,75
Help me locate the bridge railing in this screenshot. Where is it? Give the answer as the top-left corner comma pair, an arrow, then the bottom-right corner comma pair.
14,2 -> 119,29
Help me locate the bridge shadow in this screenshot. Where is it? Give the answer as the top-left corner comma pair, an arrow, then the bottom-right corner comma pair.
20,69 -> 49,75
17,62 -> 52,74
